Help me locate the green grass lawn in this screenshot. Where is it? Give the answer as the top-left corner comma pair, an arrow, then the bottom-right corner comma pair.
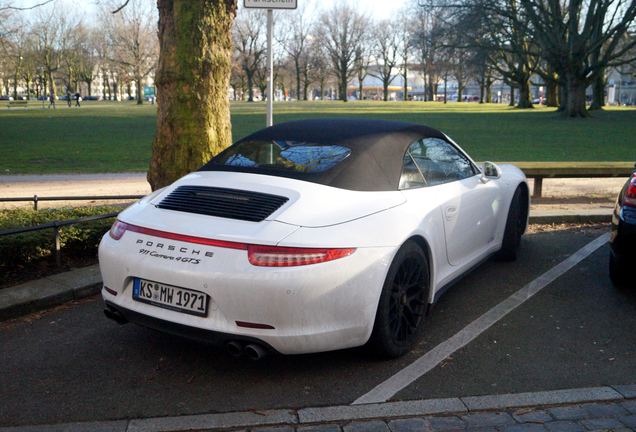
0,101 -> 634,174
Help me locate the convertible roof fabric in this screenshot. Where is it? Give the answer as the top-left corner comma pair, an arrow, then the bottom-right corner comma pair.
199,118 -> 447,191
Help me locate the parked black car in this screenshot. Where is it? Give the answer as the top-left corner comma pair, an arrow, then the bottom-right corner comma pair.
609,163 -> 636,287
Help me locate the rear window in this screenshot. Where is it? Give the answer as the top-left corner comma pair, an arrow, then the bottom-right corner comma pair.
209,140 -> 351,174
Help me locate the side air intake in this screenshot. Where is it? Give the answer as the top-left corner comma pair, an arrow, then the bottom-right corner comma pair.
156,185 -> 288,222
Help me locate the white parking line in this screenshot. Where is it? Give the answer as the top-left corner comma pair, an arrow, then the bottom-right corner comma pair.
352,233 -> 609,405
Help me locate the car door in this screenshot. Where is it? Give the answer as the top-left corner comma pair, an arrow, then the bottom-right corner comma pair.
408,137 -> 500,266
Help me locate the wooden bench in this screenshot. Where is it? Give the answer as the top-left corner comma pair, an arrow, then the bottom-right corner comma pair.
504,162 -> 635,198
6,100 -> 28,108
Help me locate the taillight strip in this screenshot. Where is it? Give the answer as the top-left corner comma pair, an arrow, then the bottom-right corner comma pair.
124,222 -> 248,250
114,221 -> 355,266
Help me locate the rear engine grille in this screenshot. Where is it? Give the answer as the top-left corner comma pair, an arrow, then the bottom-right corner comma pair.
156,186 -> 289,222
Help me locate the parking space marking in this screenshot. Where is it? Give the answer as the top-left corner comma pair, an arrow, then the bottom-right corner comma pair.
352,233 -> 609,405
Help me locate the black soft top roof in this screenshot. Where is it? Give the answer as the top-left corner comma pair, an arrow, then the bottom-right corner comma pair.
199,118 -> 447,191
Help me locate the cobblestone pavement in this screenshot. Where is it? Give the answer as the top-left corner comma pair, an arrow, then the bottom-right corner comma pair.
246,400 -> 636,432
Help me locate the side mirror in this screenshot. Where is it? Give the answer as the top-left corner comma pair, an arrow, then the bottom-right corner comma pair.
481,161 -> 502,183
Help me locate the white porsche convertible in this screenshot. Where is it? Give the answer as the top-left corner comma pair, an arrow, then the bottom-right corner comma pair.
100,119 -> 529,359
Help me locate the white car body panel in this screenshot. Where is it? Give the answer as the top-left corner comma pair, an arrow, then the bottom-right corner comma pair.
151,172 -> 407,228
99,128 -> 528,355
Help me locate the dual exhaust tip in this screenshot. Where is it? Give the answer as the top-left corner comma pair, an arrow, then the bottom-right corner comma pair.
104,306 -> 268,360
226,340 -> 268,361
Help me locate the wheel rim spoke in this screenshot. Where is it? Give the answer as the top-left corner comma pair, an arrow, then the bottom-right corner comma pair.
388,253 -> 428,343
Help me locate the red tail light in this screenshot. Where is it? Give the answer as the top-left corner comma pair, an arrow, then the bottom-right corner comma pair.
625,174 -> 636,208
108,220 -> 355,267
109,220 -> 129,240
247,245 -> 355,267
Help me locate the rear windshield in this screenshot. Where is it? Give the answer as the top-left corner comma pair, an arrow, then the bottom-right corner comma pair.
208,140 -> 351,174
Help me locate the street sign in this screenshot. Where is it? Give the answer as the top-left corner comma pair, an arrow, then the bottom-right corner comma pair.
244,0 -> 297,10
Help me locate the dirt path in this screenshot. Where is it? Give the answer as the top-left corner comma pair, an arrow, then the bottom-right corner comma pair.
0,173 -> 150,209
0,173 -> 628,210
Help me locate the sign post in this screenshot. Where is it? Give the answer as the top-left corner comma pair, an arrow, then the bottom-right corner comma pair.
266,9 -> 273,126
244,0 -> 297,127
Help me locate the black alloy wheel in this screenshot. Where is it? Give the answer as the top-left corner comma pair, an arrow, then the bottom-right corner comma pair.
496,186 -> 527,261
369,241 -> 430,358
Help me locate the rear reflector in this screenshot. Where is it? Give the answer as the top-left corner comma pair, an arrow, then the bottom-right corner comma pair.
108,220 -> 355,266
247,245 -> 355,267
103,286 -> 118,296
236,321 -> 276,330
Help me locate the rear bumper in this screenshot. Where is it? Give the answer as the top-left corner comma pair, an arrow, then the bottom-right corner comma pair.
104,300 -> 278,352
99,233 -> 396,355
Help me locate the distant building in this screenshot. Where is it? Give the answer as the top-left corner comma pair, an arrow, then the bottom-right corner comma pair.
607,65 -> 636,106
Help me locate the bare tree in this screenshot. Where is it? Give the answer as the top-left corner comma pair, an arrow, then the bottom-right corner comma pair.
233,8 -> 266,102
77,32 -> 99,97
276,1 -> 313,100
369,19 -> 401,101
397,9 -> 413,100
32,8 -> 67,99
515,0 -> 636,116
353,43 -> 371,99
308,37 -> 330,100
319,3 -> 368,101
105,0 -> 157,104
411,4 -> 449,101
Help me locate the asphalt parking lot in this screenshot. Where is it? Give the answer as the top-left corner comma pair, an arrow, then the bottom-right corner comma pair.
1,225 -> 634,427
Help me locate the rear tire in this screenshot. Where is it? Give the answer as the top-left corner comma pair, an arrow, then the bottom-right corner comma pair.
496,186 -> 526,261
368,241 -> 430,358
609,253 -> 628,288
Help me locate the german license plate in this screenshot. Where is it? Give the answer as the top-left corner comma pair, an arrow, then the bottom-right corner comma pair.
132,278 -> 209,317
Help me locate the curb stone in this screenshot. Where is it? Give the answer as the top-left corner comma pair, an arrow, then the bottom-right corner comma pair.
0,265 -> 101,321
0,385 -> 633,432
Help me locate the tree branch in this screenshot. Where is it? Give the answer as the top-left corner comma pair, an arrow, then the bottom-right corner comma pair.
0,0 -> 54,11
111,0 -> 130,14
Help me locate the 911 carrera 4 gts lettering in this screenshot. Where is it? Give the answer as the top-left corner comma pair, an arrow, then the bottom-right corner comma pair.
137,249 -> 202,264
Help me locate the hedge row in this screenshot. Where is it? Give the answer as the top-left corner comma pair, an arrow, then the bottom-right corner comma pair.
0,206 -> 122,282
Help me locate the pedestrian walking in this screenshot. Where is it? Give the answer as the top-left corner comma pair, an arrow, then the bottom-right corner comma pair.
66,90 -> 72,107
75,92 -> 81,107
48,92 -> 55,109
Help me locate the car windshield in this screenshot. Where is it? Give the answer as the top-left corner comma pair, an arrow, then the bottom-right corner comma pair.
210,140 -> 351,174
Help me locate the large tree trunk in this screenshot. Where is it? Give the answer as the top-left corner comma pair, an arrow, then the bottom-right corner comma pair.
402,68 -> 407,101
148,0 -> 237,191
136,77 -> 144,105
517,79 -> 533,108
564,76 -> 589,117
545,81 -> 558,107
246,70 -> 254,102
338,71 -> 347,102
589,71 -> 605,111
294,58 -> 301,101
13,73 -> 19,100
558,83 -> 567,112
383,80 -> 389,101
443,76 -> 448,104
